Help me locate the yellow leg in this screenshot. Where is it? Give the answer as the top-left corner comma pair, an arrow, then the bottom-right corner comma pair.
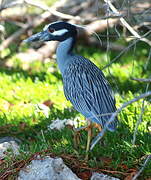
73,131 -> 80,149
85,120 -> 92,160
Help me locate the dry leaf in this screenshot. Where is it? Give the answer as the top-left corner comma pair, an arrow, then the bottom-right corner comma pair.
43,100 -> 54,108
78,171 -> 92,180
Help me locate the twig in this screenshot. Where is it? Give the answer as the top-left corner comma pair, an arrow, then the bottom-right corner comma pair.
132,79 -> 150,147
104,0 -> 151,46
0,11 -> 52,52
132,100 -> 145,146
0,24 -> 30,52
24,0 -> 123,23
90,91 -> 151,150
0,0 -> 120,54
131,77 -> 151,83
102,30 -> 151,70
0,0 -> 23,11
132,154 -> 151,180
24,0 -> 81,21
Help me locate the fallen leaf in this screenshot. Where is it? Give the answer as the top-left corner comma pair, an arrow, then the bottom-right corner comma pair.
78,171 -> 92,180
43,100 -> 54,108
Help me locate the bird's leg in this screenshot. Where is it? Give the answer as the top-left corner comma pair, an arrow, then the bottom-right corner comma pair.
73,120 -> 90,149
86,122 -> 102,153
86,120 -> 92,153
73,131 -> 80,149
85,120 -> 92,160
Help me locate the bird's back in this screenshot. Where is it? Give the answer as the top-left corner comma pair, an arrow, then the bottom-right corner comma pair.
62,55 -> 118,131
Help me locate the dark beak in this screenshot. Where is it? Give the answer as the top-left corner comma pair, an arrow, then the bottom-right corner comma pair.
23,30 -> 52,43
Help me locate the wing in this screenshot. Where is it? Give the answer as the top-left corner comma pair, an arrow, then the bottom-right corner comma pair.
63,56 -> 118,130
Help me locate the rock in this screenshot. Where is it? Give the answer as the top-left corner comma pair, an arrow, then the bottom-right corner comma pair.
48,118 -> 68,131
91,172 -> 120,180
0,136 -> 21,144
18,156 -> 81,180
35,103 -> 50,118
48,118 -> 74,131
0,137 -> 20,159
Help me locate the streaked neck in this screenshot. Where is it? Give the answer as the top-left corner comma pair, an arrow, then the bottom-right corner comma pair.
56,37 -> 75,74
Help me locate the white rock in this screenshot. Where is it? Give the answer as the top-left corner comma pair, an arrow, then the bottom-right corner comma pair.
48,118 -> 68,131
0,140 -> 20,159
48,118 -> 74,131
18,156 -> 81,180
91,172 -> 120,180
35,103 -> 50,118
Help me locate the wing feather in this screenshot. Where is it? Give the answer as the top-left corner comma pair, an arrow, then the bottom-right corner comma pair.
63,55 -> 118,130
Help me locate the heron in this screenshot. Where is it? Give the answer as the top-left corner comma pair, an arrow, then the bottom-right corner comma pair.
24,21 -> 118,153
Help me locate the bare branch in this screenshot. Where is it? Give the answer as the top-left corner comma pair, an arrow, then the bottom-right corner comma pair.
0,24 -> 30,52
131,77 -> 151,83
24,0 -> 81,21
132,100 -> 145,146
132,154 -> 151,180
0,0 -> 23,11
24,0 -> 123,23
102,30 -> 151,70
90,91 -> 151,150
0,10 -> 54,52
104,0 -> 151,46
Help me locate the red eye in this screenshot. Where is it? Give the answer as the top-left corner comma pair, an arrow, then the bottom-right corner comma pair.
48,27 -> 55,33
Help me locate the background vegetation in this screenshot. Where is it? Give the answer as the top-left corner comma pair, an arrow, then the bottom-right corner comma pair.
0,0 -> 151,179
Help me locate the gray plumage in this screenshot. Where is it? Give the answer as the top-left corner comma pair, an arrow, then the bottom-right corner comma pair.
63,55 -> 117,131
24,21 -> 118,149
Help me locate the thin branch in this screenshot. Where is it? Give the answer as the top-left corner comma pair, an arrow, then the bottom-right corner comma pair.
104,0 -> 151,46
24,0 -> 123,23
0,0 -> 23,11
0,24 -> 30,52
0,0 -> 121,53
132,154 -> 151,180
0,11 -> 52,52
24,0 -> 81,21
131,77 -> 151,83
132,100 -> 145,146
102,30 -> 151,70
90,91 -> 151,150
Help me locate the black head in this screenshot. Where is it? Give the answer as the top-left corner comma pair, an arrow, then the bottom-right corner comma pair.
24,21 -> 77,43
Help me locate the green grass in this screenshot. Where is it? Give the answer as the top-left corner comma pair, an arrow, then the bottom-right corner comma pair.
0,39 -> 151,179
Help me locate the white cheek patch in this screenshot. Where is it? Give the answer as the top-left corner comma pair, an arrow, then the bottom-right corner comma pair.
51,29 -> 68,36
43,24 -> 49,31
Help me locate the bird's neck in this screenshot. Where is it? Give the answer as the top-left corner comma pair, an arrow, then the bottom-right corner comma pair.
56,37 -> 76,74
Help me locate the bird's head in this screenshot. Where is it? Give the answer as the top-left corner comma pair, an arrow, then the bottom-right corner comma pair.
24,21 -> 78,43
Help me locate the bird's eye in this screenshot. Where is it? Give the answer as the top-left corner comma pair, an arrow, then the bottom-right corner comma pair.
48,27 -> 55,33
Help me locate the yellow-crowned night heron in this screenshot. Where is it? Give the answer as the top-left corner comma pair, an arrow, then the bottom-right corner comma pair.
24,21 -> 118,152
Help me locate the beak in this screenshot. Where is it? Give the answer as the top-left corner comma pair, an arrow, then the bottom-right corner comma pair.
23,30 -> 52,43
